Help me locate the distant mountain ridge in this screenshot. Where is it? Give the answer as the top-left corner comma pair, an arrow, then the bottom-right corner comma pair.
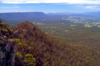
47,12 -> 100,17
1,11 -> 100,25
0,12 -> 46,19
0,12 -> 46,24
0,12 -> 46,16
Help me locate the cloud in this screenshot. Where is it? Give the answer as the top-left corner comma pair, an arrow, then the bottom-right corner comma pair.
85,6 -> 98,9
76,5 -> 100,11
0,0 -> 100,4
84,5 -> 100,10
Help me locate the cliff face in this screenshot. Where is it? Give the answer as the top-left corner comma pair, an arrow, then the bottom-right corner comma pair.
0,22 -> 17,66
0,36 -> 17,66
0,20 -> 99,66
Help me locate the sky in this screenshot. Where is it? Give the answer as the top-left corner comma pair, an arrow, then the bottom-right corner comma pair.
0,0 -> 100,13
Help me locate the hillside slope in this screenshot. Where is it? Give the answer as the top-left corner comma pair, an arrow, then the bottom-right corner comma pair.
0,20 -> 99,66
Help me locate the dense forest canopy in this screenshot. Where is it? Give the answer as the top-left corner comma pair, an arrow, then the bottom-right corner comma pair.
0,20 -> 100,66
36,20 -> 100,53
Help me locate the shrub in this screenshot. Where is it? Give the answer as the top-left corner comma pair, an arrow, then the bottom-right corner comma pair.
2,28 -> 8,32
16,52 -> 22,58
24,54 -> 36,66
13,38 -> 20,42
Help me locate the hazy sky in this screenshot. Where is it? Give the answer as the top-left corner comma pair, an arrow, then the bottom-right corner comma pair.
0,0 -> 100,13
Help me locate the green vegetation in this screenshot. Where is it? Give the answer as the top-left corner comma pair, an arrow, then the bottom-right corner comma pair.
24,54 -> 36,66
13,38 -> 20,42
0,40 -> 3,46
2,28 -> 8,32
0,20 -> 100,66
0,21 -> 12,36
16,52 -> 22,58
36,20 -> 100,54
84,24 -> 92,28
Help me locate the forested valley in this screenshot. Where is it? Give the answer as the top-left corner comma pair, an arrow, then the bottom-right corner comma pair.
0,19 -> 100,66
